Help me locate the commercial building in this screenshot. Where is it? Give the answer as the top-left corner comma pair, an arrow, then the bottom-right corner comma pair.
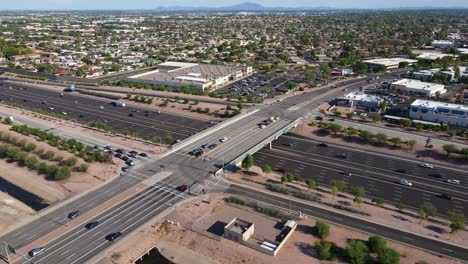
409,99 -> 468,127
390,79 -> 446,97
362,58 -> 418,71
413,66 -> 468,82
416,52 -> 454,61
337,91 -> 383,112
128,62 -> 253,90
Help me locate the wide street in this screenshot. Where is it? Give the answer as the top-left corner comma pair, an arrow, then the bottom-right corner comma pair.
0,81 -> 211,141
1,76 -> 467,263
253,134 -> 468,216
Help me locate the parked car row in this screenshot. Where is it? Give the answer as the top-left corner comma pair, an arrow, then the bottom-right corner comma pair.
94,145 -> 148,172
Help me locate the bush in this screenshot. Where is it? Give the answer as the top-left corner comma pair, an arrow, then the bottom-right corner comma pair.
368,236 -> 387,253
378,247 -> 400,264
53,166 -> 71,180
346,240 -> 370,264
314,240 -> 336,260
77,163 -> 89,172
43,151 -> 55,160
45,164 -> 59,178
54,155 -> 64,162
266,183 -> 290,195
312,221 -> 330,239
24,156 -> 38,168
64,157 -> 78,167
23,143 -> 37,152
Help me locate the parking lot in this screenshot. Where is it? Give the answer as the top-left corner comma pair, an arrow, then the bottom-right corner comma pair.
218,69 -> 306,100
0,82 -> 212,141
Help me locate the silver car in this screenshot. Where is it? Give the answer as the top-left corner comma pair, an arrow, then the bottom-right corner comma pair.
447,179 -> 461,185
29,247 -> 46,257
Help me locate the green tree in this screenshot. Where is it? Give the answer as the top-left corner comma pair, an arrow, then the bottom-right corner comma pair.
24,156 -> 38,168
379,101 -> 388,112
346,112 -> 354,119
314,240 -> 336,261
331,180 -> 347,192
241,154 -> 254,171
378,247 -> 400,264
442,144 -> 459,157
420,203 -> 437,223
447,211 -> 465,234
43,151 -> 55,160
354,196 -> 364,207
346,240 -> 370,264
389,137 -> 402,147
23,143 -> 37,152
359,130 -> 374,142
164,135 -> 174,145
375,132 -> 388,145
368,236 -> 387,253
78,163 -> 89,173
64,157 -> 78,167
350,186 -> 365,197
399,118 -> 412,127
329,123 -> 342,136
3,117 -> 13,125
306,179 -> 318,191
372,197 -> 385,207
313,221 -> 330,239
331,185 -> 339,198
372,114 -> 382,123
54,166 -> 71,180
262,164 -> 272,175
408,140 -> 417,151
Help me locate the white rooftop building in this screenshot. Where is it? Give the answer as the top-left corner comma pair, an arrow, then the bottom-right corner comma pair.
410,99 -> 468,127
391,79 -> 446,97
416,52 -> 454,61
431,40 -> 454,48
339,92 -> 383,112
362,58 -> 418,71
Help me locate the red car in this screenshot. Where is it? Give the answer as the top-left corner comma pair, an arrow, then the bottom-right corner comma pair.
122,156 -> 129,161
114,153 -> 122,158
107,150 -> 114,155
177,185 -> 188,192
277,168 -> 288,174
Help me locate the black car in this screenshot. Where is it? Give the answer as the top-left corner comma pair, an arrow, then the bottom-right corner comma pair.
201,144 -> 209,149
106,232 -> 122,241
335,153 -> 348,158
208,144 -> 217,149
116,149 -> 126,154
139,152 -> 148,157
328,118 -> 335,122
85,221 -> 99,230
68,211 -> 81,219
438,194 -> 453,200
129,150 -> 138,155
315,116 -> 323,121
317,143 -> 328,147
395,169 -> 407,174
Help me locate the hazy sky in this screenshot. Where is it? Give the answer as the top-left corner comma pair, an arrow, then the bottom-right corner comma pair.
1,0 -> 467,10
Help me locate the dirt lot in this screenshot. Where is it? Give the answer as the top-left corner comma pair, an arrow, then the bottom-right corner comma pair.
100,196 -> 458,264
0,191 -> 35,234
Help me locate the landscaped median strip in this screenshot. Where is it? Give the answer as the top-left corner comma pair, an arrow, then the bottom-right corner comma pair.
225,180 -> 468,253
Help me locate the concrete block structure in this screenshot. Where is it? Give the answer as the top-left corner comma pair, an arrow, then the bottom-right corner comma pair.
362,58 -> 417,71
338,91 -> 383,112
391,79 -> 446,97
224,218 -> 255,242
409,99 -> 468,127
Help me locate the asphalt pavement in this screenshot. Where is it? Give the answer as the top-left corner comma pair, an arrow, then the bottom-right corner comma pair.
0,81 -> 211,141
252,134 -> 468,216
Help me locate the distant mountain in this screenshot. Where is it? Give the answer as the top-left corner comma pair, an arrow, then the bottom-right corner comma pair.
154,2 -> 335,12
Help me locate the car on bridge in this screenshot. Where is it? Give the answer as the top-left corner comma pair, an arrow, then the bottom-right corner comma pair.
68,211 -> 81,219
85,221 -> 100,230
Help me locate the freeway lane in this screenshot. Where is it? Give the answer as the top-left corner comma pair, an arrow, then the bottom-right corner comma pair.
0,82 -> 211,140
252,141 -> 468,216
227,184 -> 468,262
275,135 -> 468,192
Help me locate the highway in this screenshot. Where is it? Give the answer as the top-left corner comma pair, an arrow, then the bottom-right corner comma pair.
227,184 -> 468,262
0,81 -> 211,141
253,134 -> 468,216
2,76 -> 467,263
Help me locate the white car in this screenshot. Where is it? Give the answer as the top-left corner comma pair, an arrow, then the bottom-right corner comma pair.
29,247 -> 46,257
220,137 -> 228,143
420,163 -> 434,169
400,179 -> 413,187
99,106 -> 104,109
61,112 -> 67,115
447,179 -> 461,185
